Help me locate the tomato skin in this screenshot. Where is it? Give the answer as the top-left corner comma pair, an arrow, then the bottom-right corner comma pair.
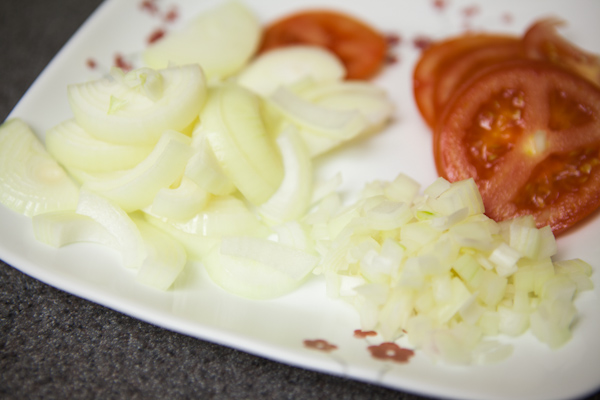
435,60 -> 600,234
413,34 -> 520,128
523,18 -> 600,87
258,10 -> 387,80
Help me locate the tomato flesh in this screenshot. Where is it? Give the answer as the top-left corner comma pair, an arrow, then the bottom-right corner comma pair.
413,34 -> 520,128
258,10 -> 388,80
435,60 -> 600,234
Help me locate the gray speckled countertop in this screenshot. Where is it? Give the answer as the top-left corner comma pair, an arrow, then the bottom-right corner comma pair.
0,1 -> 599,399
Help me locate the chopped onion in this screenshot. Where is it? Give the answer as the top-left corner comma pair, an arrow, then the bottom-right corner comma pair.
32,210 -> 117,249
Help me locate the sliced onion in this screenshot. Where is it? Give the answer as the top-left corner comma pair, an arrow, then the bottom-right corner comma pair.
0,119 -> 79,216
185,126 -> 236,196
203,236 -> 317,299
259,124 -> 312,223
32,210 -> 118,249
132,214 -> 187,291
80,130 -> 193,212
46,119 -> 153,172
236,45 -> 345,97
143,1 -> 260,81
200,84 -> 284,205
149,176 -> 209,221
268,86 -> 367,139
76,188 -> 146,269
68,64 -> 206,145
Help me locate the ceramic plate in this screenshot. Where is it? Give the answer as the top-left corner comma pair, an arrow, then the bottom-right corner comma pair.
4,0 -> 600,399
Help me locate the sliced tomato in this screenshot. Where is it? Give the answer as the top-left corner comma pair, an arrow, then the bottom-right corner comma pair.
434,41 -> 525,119
413,34 -> 519,128
523,18 -> 600,87
435,60 -> 600,234
258,10 -> 388,80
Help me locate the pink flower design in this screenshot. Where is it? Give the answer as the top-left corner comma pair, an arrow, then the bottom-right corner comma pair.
368,342 -> 414,363
304,339 -> 338,353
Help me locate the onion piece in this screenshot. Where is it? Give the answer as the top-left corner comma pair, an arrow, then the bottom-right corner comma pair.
149,176 -> 210,221
199,84 -> 284,205
259,124 -> 312,223
132,214 -> 187,291
68,64 -> 206,145
236,45 -> 345,97
32,210 -> 117,249
46,119 -> 154,172
80,130 -> 193,212
185,125 -> 236,196
76,188 -> 146,269
268,86 -> 367,139
0,119 -> 79,216
143,1 -> 261,82
203,236 -> 317,299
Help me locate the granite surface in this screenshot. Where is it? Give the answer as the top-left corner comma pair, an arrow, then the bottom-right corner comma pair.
1,1 -> 599,399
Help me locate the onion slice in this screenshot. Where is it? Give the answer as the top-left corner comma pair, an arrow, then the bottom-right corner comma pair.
46,119 -> 154,172
68,64 -> 206,145
236,45 -> 345,97
0,119 -> 79,216
143,1 -> 261,82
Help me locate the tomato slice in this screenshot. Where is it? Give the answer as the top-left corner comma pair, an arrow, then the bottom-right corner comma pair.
258,10 -> 388,80
435,60 -> 600,234
523,18 -> 600,87
434,41 -> 524,120
413,34 -> 519,128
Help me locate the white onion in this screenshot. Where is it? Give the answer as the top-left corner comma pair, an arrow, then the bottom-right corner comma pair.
143,0 -> 261,82
68,64 -> 206,145
0,119 -> 79,216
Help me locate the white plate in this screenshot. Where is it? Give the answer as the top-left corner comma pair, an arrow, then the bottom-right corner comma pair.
5,0 -> 600,399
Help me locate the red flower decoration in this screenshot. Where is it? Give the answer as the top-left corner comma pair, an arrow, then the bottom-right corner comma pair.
368,342 -> 414,363
304,339 -> 337,353
353,329 -> 378,339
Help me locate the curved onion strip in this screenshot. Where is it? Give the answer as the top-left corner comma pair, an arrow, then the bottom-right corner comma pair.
143,1 -> 261,81
0,119 -> 79,216
32,210 -> 118,249
132,214 -> 187,291
46,119 -> 154,172
185,127 -> 236,196
236,45 -> 345,96
203,236 -> 316,300
259,125 -> 312,223
200,84 -> 284,205
68,64 -> 206,145
76,188 -> 146,269
81,130 -> 193,212
268,86 -> 367,138
149,176 -> 210,221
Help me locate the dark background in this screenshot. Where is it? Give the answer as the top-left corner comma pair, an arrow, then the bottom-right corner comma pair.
1,1 -> 599,399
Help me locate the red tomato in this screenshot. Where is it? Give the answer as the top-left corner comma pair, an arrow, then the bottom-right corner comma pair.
523,18 -> 600,87
435,60 -> 600,234
413,34 -> 519,128
258,10 -> 388,80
